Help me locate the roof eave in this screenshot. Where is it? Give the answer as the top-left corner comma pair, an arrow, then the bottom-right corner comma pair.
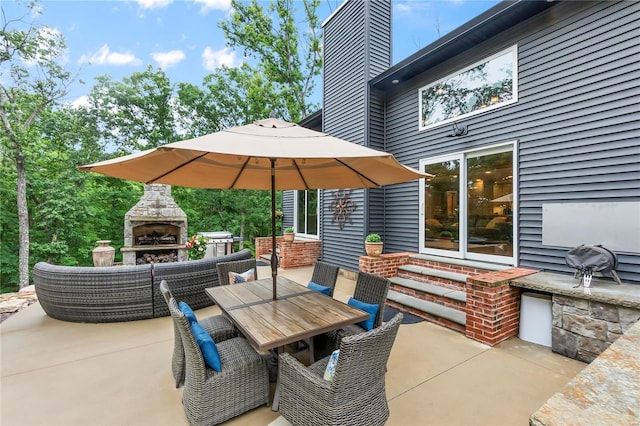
370,0 -> 558,91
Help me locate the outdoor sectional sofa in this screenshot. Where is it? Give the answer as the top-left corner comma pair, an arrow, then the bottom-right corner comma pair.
33,249 -> 252,323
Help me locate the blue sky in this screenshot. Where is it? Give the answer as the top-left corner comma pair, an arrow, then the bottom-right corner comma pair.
4,0 -> 500,106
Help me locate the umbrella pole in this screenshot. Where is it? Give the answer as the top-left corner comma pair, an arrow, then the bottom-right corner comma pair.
271,159 -> 277,300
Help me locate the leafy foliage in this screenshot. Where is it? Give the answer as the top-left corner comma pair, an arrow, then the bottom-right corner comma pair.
220,0 -> 322,121
0,0 -> 321,292
365,233 -> 382,243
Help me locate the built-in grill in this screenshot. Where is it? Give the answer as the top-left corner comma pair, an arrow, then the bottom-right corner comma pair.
200,231 -> 235,258
122,184 -> 188,265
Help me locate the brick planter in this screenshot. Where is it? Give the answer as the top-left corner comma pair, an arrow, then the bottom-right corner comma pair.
358,253 -> 411,278
255,236 -> 321,269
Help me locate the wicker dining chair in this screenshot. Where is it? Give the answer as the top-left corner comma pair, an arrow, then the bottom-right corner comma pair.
309,261 -> 340,296
216,259 -> 258,286
299,261 -> 341,360
159,280 -> 239,388
167,289 -> 269,426
325,271 -> 391,348
279,312 -> 403,426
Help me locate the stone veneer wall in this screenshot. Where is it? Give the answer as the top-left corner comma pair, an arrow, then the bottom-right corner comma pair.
552,295 -> 640,363
255,237 -> 321,269
511,271 -> 640,363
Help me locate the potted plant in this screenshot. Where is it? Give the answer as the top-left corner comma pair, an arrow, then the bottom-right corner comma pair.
365,233 -> 383,257
283,227 -> 295,242
185,234 -> 208,260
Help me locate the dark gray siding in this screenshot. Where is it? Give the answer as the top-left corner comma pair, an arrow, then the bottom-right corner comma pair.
516,1 -> 640,282
379,1 -> 640,282
321,0 -> 392,271
281,190 -> 294,230
368,89 -> 387,240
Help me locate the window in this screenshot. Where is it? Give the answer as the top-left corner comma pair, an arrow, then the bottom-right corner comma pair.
420,144 -> 514,263
294,190 -> 318,237
419,46 -> 518,130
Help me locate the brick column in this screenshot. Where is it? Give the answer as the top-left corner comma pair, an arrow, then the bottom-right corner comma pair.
255,237 -> 321,269
466,268 -> 538,346
255,236 -> 279,261
278,240 -> 321,269
359,253 -> 410,278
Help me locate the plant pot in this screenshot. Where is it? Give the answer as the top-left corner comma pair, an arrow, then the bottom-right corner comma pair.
283,232 -> 295,243
365,241 -> 383,257
93,240 -> 115,267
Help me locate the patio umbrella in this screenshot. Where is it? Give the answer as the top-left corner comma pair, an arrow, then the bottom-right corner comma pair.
490,193 -> 513,203
80,117 -> 430,299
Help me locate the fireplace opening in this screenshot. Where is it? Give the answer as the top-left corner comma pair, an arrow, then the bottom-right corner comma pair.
133,223 -> 180,246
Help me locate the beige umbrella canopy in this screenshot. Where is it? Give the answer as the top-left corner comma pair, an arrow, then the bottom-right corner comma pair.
80,118 -> 430,299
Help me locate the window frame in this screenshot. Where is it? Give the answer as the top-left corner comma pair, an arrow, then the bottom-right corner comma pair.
293,189 -> 320,239
418,45 -> 519,131
419,142 -> 517,265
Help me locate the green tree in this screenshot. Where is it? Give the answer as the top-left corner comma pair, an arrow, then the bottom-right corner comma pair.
0,1 -> 73,288
219,0 -> 322,122
86,66 -> 179,152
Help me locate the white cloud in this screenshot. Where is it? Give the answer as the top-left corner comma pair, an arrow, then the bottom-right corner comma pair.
79,44 -> 142,66
135,0 -> 172,10
151,50 -> 186,69
201,46 -> 239,71
395,3 -> 411,13
68,95 -> 90,109
194,0 -> 231,14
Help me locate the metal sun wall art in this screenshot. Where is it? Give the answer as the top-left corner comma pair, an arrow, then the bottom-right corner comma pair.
329,190 -> 356,230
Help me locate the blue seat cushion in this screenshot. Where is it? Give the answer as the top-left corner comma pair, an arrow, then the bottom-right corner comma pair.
307,281 -> 331,296
347,297 -> 379,331
178,301 -> 198,324
190,321 -> 222,372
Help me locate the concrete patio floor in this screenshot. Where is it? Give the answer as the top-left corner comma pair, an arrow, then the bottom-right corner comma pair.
1,265 -> 586,426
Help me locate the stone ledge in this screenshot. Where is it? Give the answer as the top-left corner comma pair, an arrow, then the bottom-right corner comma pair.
512,271 -> 640,309
530,319 -> 640,426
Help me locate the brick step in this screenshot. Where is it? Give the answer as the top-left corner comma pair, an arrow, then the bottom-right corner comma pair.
389,276 -> 466,310
387,289 -> 466,333
408,253 -> 510,274
397,264 -> 468,292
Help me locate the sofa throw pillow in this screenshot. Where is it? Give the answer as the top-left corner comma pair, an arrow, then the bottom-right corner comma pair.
228,268 -> 255,284
178,301 -> 198,324
190,321 -> 222,372
347,297 -> 379,331
307,281 -> 331,296
323,349 -> 340,381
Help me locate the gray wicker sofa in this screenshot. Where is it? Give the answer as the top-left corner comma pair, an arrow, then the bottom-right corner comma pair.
33,249 -> 252,323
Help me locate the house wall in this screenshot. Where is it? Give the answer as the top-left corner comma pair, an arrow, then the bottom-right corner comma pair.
376,1 -> 640,282
281,190 -> 294,230
320,0 -> 392,271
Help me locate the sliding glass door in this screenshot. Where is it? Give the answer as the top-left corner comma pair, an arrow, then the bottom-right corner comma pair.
420,145 -> 514,263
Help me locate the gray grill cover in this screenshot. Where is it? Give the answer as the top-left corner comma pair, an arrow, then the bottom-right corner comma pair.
565,244 -> 617,273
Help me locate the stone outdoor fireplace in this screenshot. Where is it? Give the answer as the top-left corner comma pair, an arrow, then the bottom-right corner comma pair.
122,184 -> 188,265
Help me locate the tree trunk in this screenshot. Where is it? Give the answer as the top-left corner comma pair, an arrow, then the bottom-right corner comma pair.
16,154 -> 30,289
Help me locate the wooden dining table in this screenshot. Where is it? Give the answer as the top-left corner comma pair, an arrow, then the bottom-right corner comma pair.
205,276 -> 369,352
205,275 -> 369,410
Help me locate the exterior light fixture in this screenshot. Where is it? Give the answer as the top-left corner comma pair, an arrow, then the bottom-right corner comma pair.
392,79 -> 400,84
448,123 -> 468,137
